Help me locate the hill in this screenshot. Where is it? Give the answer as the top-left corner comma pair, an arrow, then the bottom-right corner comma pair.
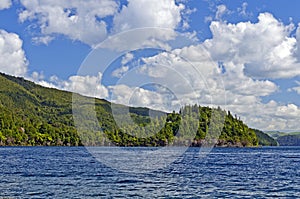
276,134 -> 300,146
253,129 -> 278,146
0,72 -> 274,147
265,131 -> 300,146
272,132 -> 300,146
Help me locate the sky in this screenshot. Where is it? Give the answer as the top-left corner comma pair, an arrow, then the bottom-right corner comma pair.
0,0 -> 300,132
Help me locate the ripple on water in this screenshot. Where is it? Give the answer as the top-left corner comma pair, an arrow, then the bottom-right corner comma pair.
0,147 -> 300,198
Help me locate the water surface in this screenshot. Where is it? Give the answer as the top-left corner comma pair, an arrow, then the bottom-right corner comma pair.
0,147 -> 300,198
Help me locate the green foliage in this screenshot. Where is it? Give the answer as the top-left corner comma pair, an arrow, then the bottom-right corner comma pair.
0,73 -> 80,146
0,72 -> 264,147
253,129 -> 278,146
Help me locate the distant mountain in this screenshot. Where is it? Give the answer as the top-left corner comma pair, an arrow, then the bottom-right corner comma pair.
276,132 -> 300,146
0,72 -> 274,147
265,131 -> 300,146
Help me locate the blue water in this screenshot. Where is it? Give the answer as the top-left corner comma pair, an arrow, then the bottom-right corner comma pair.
0,147 -> 300,198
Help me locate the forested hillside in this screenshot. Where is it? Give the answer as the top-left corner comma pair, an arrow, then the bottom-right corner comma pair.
0,73 -> 274,147
253,129 -> 278,146
0,73 -> 79,146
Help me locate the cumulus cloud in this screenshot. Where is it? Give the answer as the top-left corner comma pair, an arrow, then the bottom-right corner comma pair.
144,46 -> 278,97
139,48 -> 277,109
109,84 -> 180,112
100,28 -> 177,52
131,50 -> 223,109
43,73 -> 108,99
0,0 -> 12,10
227,101 -> 300,131
204,13 -> 300,79
98,0 -> 187,51
64,73 -> 108,99
18,0 -> 188,48
0,30 -> 28,76
19,0 -> 119,47
113,0 -> 184,32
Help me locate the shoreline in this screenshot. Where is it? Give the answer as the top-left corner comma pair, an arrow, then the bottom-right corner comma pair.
0,145 -> 287,148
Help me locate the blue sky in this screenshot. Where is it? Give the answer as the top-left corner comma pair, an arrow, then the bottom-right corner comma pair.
0,0 -> 300,131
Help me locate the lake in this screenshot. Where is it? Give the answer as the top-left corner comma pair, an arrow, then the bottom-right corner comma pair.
0,147 -> 300,198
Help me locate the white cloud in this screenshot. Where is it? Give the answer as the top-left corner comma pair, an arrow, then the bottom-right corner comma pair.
0,0 -> 12,10
215,4 -> 229,21
181,7 -> 197,30
110,53 -> 133,78
133,50 -> 223,108
32,36 -> 54,45
0,30 -> 28,76
227,101 -> 300,131
19,0 -> 119,47
205,16 -> 213,23
18,0 -> 189,48
139,49 -> 277,108
218,62 -> 278,97
237,2 -> 251,17
109,84 -> 179,112
205,13 -> 300,79
288,81 -> 300,94
295,24 -> 300,58
111,66 -> 129,78
144,45 -> 278,97
46,73 -> 108,99
34,80 -> 58,89
289,87 -> 300,94
113,0 -> 184,32
100,27 -> 176,52
31,71 -> 44,81
97,0 -> 187,51
121,53 -> 134,65
65,73 -> 108,99
25,71 -> 58,88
